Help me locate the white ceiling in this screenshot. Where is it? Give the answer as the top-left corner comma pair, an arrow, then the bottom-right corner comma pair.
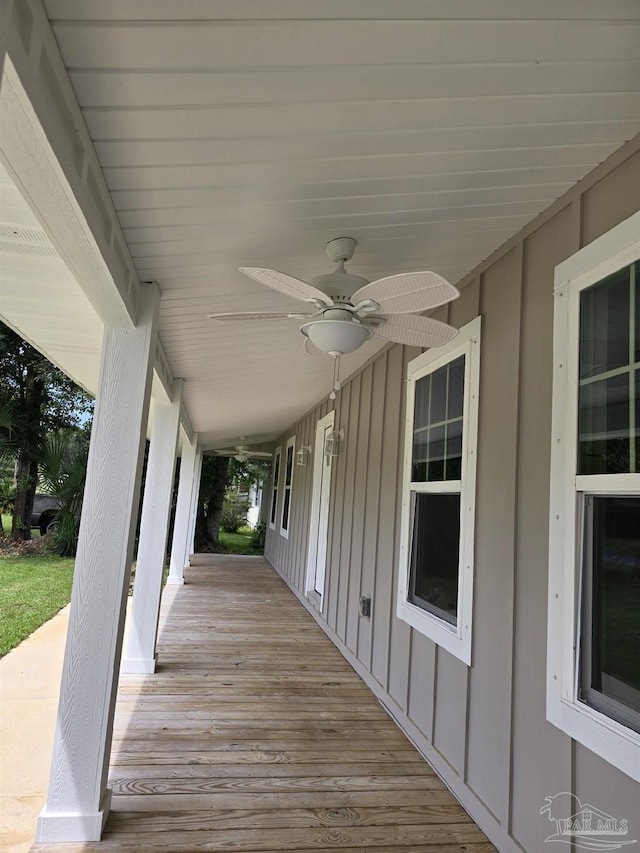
4,1 -> 640,448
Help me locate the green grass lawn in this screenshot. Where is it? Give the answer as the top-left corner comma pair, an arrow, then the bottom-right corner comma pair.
217,526 -> 263,555
0,554 -> 74,657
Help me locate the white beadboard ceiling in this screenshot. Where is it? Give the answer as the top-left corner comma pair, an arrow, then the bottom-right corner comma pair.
7,1 -> 640,447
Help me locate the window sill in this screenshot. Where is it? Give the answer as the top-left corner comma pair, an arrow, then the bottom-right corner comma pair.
397,599 -> 471,666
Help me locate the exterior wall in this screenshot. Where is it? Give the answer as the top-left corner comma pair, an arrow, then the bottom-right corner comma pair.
265,136 -> 640,853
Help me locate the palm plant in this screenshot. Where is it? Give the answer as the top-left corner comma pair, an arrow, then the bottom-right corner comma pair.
39,431 -> 89,556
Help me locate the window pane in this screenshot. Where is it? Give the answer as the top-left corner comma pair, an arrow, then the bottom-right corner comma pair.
270,489 -> 278,524
282,489 -> 291,530
635,264 -> 639,364
429,366 -> 447,424
580,266 -> 630,380
427,425 -> 446,481
285,446 -> 294,484
414,374 -> 431,430
636,369 -> 640,474
409,493 -> 460,625
581,496 -> 640,733
412,356 -> 466,483
445,420 -> 463,480
579,374 -> 630,474
448,356 -> 465,420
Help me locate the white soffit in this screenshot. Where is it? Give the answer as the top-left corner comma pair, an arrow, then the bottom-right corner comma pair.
0,160 -> 103,394
31,1 -> 640,446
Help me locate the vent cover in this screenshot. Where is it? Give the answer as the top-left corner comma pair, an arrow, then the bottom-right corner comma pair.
0,223 -> 58,258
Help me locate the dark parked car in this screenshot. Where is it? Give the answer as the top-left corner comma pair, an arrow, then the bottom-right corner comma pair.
31,494 -> 62,535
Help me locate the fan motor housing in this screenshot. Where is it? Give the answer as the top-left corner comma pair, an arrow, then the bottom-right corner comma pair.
311,270 -> 368,303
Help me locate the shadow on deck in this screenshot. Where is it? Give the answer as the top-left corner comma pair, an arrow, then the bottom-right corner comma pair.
32,555 -> 495,852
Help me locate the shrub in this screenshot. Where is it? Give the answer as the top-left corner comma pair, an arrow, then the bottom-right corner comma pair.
251,521 -> 266,551
220,493 -> 250,533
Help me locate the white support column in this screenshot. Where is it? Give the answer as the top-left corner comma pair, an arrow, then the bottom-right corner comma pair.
167,435 -> 199,585
36,286 -> 159,843
121,380 -> 183,674
187,449 -> 203,562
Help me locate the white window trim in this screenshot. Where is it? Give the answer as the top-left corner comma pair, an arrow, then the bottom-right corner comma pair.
548,211 -> 640,782
280,436 -> 296,539
268,446 -> 281,531
397,316 -> 481,666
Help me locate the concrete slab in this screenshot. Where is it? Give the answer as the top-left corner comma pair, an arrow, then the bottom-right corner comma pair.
0,606 -> 69,853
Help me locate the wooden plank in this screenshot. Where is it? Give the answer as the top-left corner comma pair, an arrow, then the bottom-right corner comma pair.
31,555 -> 493,852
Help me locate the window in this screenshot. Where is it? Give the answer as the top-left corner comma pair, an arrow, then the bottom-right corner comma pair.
280,436 -> 295,538
268,446 -> 281,531
397,317 -> 481,665
548,211 -> 640,782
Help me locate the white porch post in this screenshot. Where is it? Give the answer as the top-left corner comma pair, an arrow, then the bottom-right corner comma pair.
36,286 -> 159,843
121,380 -> 183,674
187,449 -> 203,560
167,436 -> 200,584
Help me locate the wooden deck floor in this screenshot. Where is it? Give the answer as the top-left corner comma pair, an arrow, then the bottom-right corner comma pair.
33,555 -> 495,852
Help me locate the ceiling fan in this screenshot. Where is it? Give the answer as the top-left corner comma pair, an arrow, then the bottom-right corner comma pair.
208,237 -> 460,358
213,439 -> 273,463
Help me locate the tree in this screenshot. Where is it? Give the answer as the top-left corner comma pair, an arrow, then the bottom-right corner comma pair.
194,455 -> 229,550
0,323 -> 93,540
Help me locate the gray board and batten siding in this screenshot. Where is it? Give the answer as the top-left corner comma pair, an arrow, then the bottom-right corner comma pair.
265,134 -> 640,853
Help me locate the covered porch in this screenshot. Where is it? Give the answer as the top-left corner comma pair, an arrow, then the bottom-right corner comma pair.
1,3 -> 639,851
31,555 -> 494,853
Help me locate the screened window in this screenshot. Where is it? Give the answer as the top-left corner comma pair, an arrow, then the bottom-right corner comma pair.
397,317 -> 481,665
575,263 -> 640,733
548,214 -> 640,782
268,447 -> 281,530
280,437 -> 295,538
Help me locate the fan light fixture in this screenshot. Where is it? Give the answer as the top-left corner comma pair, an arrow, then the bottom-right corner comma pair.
301,309 -> 372,356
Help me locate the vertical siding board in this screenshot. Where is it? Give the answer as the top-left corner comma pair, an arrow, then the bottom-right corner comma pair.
433,651 -> 467,776
464,249 -> 521,822
451,277 -> 480,324
387,345 -> 420,710
346,366 -> 373,655
407,630 -> 437,739
371,345 -> 404,688
511,208 -> 574,850
357,354 -> 386,668
574,745 -> 640,841
581,149 -> 640,245
326,383 -> 350,633
336,373 -> 361,643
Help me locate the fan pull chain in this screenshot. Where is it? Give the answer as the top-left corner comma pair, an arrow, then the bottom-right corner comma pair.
329,354 -> 342,401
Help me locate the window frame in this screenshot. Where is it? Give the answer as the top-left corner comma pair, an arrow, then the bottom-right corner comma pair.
397,316 -> 481,665
548,211 -> 640,782
268,446 -> 282,531
280,435 -> 296,539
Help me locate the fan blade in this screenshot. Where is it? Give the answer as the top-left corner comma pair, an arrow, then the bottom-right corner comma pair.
212,449 -> 236,456
248,451 -> 273,458
370,314 -> 458,348
239,268 -> 332,307
208,311 -> 311,321
352,272 -> 458,315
